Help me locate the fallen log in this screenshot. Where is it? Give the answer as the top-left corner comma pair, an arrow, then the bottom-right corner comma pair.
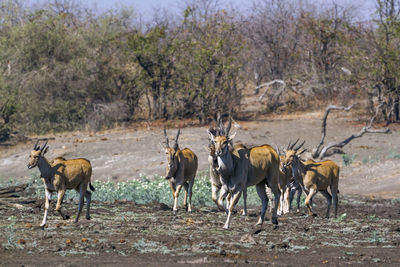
0,199 -> 30,210
0,183 -> 29,198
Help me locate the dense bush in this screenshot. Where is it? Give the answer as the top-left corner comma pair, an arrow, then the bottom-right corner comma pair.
0,0 -> 399,138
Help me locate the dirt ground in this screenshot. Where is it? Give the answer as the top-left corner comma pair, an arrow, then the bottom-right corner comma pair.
0,112 -> 399,265
1,112 -> 399,198
0,195 -> 399,266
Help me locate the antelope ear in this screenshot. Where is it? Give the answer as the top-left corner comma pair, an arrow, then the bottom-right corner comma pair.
207,129 -> 215,142
228,132 -> 236,141
42,146 -> 49,155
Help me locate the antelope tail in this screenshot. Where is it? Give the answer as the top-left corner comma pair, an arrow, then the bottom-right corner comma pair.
89,183 -> 96,191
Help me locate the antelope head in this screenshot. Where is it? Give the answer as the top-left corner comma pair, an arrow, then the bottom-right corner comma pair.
282,139 -> 306,169
163,128 -> 180,179
275,144 -> 288,174
207,117 -> 236,157
28,139 -> 49,169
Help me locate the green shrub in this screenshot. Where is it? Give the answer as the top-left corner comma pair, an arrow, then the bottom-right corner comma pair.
341,154 -> 356,166
25,172 -> 270,207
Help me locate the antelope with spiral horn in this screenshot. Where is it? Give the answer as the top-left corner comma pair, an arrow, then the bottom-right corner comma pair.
27,139 -> 94,228
162,128 -> 198,215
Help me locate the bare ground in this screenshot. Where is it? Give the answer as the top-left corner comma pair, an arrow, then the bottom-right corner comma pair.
0,195 -> 399,266
1,112 -> 399,198
0,113 -> 399,265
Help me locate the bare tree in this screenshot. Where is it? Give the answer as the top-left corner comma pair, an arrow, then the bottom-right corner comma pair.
311,104 -> 391,159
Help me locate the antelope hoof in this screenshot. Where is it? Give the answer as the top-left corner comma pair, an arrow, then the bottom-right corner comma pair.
272,217 -> 279,225
86,215 -> 91,220
40,224 -> 46,230
223,225 -> 229,230
172,210 -> 177,216
64,214 -> 70,220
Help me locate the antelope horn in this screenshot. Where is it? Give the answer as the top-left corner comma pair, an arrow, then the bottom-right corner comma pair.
289,138 -> 300,150
274,144 -> 281,156
208,127 -> 217,138
40,139 -> 48,152
34,139 -> 40,150
173,128 -> 180,150
225,117 -> 232,137
287,140 -> 292,150
294,140 -> 305,151
163,128 -> 170,148
297,148 -> 307,156
218,116 -> 225,136
216,112 -> 221,125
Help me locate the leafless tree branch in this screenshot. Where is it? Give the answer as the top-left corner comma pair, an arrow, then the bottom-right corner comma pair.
312,103 -> 391,159
255,79 -> 285,101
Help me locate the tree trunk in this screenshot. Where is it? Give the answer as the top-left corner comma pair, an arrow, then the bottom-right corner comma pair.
394,94 -> 399,121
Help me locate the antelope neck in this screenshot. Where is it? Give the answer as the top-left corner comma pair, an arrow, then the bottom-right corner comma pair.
216,149 -> 234,178
37,157 -> 53,181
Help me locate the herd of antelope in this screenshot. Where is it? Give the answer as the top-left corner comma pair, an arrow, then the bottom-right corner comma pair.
27,116 -> 340,230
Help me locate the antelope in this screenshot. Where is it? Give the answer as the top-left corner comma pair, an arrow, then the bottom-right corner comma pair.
207,120 -> 242,214
275,142 -> 303,215
27,140 -> 94,228
207,127 -> 224,210
208,119 -> 281,229
285,140 -> 304,213
163,128 -> 198,215
282,141 -> 340,218
274,145 -> 292,215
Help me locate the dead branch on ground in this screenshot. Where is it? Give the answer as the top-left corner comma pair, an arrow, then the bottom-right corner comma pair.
0,183 -> 29,198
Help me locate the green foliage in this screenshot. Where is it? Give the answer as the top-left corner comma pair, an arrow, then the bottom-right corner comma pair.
333,213 -> 347,222
2,216 -> 23,250
341,153 -> 356,166
0,0 -> 398,138
133,238 -> 171,254
369,231 -> 383,244
28,172 -> 263,208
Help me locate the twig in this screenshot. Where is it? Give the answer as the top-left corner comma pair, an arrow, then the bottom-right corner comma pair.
255,80 -> 285,101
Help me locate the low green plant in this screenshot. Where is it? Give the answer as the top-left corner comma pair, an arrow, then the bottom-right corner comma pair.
368,214 -> 378,221
333,213 -> 347,222
89,172 -> 264,207
341,153 -> 356,166
133,238 -> 171,254
388,151 -> 400,160
14,172 -> 273,208
2,216 -> 23,249
391,198 -> 400,205
369,231 -> 382,244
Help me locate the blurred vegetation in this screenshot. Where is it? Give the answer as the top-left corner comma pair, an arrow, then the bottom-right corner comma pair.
23,172 -> 261,207
0,0 -> 399,139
